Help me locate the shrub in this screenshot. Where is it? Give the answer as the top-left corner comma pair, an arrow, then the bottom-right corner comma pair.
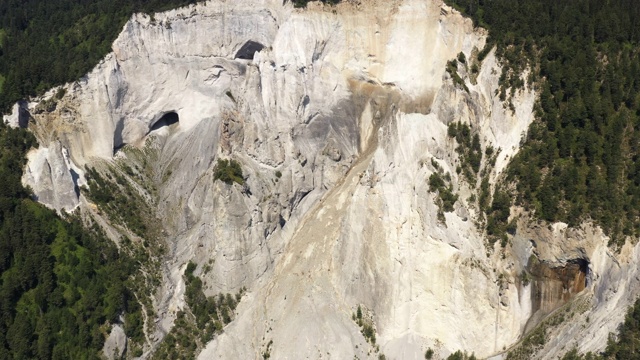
213,159 -> 244,185
429,172 -> 459,213
457,52 -> 466,64
425,348 -> 434,359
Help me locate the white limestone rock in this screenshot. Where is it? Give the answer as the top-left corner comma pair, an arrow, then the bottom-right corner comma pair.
103,324 -> 127,360
2,101 -> 29,128
17,0 -> 640,359
22,141 -> 82,212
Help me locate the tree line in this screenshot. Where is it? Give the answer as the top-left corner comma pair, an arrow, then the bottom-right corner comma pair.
0,122 -> 146,358
448,0 -> 640,246
0,0 -> 201,112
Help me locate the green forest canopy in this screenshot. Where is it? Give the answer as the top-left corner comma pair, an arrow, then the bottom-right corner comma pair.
0,121 -> 145,359
447,0 -> 640,247
0,0 -> 201,112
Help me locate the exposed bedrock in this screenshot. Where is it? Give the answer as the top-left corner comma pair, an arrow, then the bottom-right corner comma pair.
525,257 -> 588,332
15,0 -> 640,359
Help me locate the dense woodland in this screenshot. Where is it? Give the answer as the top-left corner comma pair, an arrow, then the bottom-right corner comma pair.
0,122 -> 144,359
448,0 -> 640,246
0,0 -> 200,111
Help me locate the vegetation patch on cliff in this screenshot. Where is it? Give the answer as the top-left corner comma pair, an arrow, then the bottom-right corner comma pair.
83,145 -> 170,348
446,121 -> 509,244
447,122 -> 483,185
560,296 -> 640,359
152,261 -> 245,359
352,305 -> 385,357
213,158 -> 244,185
428,158 -> 458,223
446,54 -> 470,93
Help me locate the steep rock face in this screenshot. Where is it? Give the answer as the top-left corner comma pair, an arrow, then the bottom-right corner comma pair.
22,141 -> 83,211
2,101 -> 29,128
17,0 -> 640,359
103,324 -> 128,360
506,221 -> 640,358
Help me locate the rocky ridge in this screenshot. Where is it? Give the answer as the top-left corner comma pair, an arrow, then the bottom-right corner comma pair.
5,0 -> 640,358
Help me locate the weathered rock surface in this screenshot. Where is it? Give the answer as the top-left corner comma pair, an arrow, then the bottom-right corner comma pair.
22,141 -> 82,211
16,0 -> 640,359
2,101 -> 29,128
103,324 -> 128,360
507,220 -> 640,358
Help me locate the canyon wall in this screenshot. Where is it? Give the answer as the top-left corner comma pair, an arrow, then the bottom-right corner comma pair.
9,0 -> 640,358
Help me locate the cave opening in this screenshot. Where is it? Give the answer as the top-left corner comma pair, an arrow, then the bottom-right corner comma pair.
234,40 -> 265,60
570,258 -> 590,291
528,257 -> 590,320
523,257 -> 590,333
149,111 -> 179,133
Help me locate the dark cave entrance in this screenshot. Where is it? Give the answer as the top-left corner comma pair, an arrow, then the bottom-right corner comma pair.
234,40 -> 265,60
149,111 -> 179,132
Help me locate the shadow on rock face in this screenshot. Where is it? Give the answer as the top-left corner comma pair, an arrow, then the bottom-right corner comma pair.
234,40 -> 265,60
17,100 -> 30,128
150,111 -> 179,132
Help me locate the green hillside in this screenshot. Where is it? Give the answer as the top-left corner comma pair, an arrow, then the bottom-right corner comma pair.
447,0 -> 640,246
0,0 -> 199,112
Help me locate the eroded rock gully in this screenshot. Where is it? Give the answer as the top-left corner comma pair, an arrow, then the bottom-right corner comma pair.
8,0 -> 640,358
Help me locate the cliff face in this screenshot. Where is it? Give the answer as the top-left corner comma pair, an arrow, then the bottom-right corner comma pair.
11,0 -> 640,358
